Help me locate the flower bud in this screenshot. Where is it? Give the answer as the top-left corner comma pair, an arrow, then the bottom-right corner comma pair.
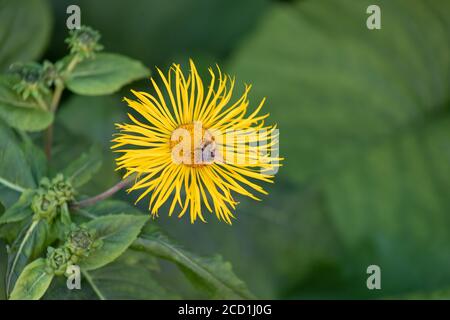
31,191 -> 58,222
66,226 -> 101,258
9,63 -> 50,100
65,26 -> 103,59
46,247 -> 73,276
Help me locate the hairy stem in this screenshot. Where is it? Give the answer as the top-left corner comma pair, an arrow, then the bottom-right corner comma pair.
71,175 -> 135,209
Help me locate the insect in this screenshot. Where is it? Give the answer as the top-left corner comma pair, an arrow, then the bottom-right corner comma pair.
201,138 -> 216,163
193,134 -> 217,165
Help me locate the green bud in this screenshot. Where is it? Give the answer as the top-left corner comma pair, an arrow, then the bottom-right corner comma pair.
50,174 -> 75,205
65,26 -> 103,59
46,247 -> 73,276
42,60 -> 63,87
32,175 -> 76,222
66,225 -> 100,258
31,191 -> 58,222
9,63 -> 50,101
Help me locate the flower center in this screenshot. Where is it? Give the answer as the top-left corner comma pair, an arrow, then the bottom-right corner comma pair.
170,123 -> 216,167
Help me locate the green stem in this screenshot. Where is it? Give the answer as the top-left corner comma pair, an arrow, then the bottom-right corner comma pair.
82,269 -> 105,300
44,54 -> 80,161
65,55 -> 80,74
0,177 -> 25,193
49,81 -> 64,113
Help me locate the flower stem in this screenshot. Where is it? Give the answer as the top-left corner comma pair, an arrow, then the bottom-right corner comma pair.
44,55 -> 80,161
71,175 -> 135,209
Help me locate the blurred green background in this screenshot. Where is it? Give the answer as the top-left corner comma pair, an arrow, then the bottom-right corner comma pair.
1,0 -> 449,299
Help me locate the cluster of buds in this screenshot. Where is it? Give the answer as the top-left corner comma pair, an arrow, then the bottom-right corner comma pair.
31,174 -> 75,222
45,225 -> 102,276
65,26 -> 103,60
9,62 -> 50,101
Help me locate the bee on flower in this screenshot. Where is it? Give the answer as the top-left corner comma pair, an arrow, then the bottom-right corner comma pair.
112,60 -> 282,224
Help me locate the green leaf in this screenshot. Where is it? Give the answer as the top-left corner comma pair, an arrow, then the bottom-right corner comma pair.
0,76 -> 53,131
0,121 -> 38,202
133,225 -> 254,299
65,53 -> 149,96
44,250 -> 173,300
9,258 -> 53,300
0,189 -> 34,225
229,0 -> 450,296
62,146 -> 102,188
0,0 -> 52,71
6,219 -> 49,296
19,132 -> 47,183
80,214 -> 148,270
80,199 -> 142,217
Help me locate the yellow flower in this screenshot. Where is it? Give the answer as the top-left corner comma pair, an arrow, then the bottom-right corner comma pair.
112,60 -> 281,224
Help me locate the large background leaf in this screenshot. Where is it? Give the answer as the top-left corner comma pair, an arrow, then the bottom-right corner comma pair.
0,0 -> 52,71
222,0 -> 450,297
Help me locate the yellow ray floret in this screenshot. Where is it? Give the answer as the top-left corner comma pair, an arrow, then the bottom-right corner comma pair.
112,60 -> 282,224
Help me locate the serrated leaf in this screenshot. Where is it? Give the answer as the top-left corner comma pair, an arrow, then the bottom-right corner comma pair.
43,250 -> 174,300
0,189 -> 34,225
133,225 -> 254,299
66,53 -> 149,96
0,76 -> 53,131
80,214 -> 148,271
0,0 -> 52,71
9,258 -> 53,300
62,146 -> 102,188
